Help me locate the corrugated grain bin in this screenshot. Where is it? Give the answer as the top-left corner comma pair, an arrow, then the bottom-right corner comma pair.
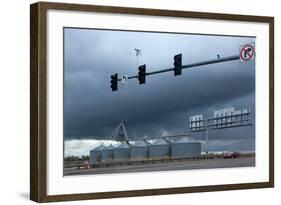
114,143 -> 130,160
100,145 -> 114,162
148,138 -> 170,158
89,144 -> 105,164
130,140 -> 148,159
171,138 -> 201,158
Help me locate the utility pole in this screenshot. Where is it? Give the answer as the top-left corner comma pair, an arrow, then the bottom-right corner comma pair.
205,124 -> 209,155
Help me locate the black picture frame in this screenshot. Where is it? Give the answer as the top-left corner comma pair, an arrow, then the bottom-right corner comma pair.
30,1 -> 274,202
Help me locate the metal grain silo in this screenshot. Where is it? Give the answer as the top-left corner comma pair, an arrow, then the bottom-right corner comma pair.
171,137 -> 201,158
100,144 -> 114,162
130,140 -> 148,159
89,144 -> 105,164
148,138 -> 170,159
113,143 -> 130,160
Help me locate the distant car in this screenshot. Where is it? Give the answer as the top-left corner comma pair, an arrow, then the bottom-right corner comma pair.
224,152 -> 240,159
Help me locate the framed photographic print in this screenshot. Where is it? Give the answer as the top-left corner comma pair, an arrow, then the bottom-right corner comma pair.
30,1 -> 274,202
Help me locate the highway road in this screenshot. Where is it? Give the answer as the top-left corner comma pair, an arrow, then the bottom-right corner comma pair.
64,156 -> 255,176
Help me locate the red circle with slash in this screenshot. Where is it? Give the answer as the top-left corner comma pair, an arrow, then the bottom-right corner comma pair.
240,44 -> 255,61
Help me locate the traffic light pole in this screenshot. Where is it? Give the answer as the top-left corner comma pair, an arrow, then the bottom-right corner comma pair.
118,55 -> 240,81
205,124 -> 209,155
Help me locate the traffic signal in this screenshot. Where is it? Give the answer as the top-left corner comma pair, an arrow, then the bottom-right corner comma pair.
110,73 -> 118,91
174,53 -> 182,76
138,64 -> 146,84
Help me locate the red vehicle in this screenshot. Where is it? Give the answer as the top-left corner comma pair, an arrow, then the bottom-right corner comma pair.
224,151 -> 240,159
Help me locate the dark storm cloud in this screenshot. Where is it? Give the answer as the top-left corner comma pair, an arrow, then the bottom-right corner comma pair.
64,28 -> 255,151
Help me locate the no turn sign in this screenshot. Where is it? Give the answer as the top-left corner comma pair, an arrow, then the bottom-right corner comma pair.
240,42 -> 255,62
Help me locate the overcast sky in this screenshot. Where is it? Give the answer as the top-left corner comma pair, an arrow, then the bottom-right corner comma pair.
64,28 -> 255,153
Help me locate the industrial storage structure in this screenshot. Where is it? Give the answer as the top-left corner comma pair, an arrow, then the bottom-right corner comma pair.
130,140 -> 148,159
148,138 -> 170,159
113,143 -> 130,160
100,144 -> 114,162
90,144 -> 105,163
90,138 -> 201,164
89,122 -> 202,165
170,138 -> 201,158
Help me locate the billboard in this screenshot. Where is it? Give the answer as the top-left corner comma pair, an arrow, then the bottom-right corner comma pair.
213,107 -> 250,127
189,114 -> 203,131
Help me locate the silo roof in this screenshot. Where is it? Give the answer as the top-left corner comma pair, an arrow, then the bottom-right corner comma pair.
104,144 -> 115,149
91,144 -> 105,151
151,138 -> 168,145
116,143 -> 130,149
132,140 -> 147,147
172,137 -> 190,144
